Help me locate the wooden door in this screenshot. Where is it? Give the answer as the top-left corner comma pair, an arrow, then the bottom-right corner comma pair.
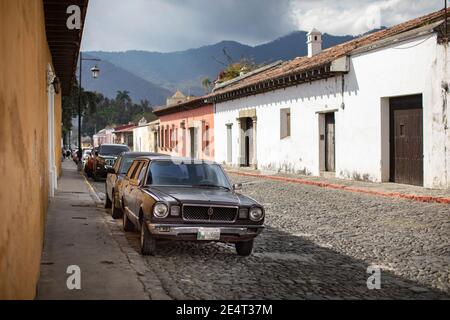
389,95 -> 423,186
325,113 -> 335,172
244,118 -> 253,167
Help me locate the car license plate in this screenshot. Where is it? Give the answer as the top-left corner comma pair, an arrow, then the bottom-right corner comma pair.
197,228 -> 221,240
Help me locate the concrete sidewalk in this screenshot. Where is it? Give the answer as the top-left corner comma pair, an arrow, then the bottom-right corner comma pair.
226,167 -> 450,204
36,160 -> 149,300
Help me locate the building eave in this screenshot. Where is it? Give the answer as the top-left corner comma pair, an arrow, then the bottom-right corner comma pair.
43,0 -> 89,96
154,98 -> 211,117
211,62 -> 347,104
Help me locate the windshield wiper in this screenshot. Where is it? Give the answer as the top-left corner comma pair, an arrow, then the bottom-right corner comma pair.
195,184 -> 230,190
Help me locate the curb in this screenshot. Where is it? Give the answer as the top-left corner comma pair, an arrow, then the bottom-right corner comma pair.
227,170 -> 450,205
79,171 -> 103,205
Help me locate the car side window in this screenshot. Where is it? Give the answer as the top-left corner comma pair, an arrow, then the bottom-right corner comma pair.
126,161 -> 139,179
137,162 -> 148,184
130,161 -> 143,180
113,156 -> 121,173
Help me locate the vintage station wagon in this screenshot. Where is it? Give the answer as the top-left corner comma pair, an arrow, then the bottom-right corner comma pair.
120,156 -> 265,256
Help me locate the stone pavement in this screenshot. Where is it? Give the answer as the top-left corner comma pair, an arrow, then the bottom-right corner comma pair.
225,166 -> 450,204
36,160 -> 165,300
36,160 -> 450,300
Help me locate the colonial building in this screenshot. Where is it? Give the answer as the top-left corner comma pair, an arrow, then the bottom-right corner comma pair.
154,97 -> 214,160
166,89 -> 188,106
113,123 -> 135,149
0,0 -> 88,298
133,118 -> 160,152
211,9 -> 450,189
93,126 -> 115,147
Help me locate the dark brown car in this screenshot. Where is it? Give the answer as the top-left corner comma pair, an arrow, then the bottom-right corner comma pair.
120,156 -> 265,256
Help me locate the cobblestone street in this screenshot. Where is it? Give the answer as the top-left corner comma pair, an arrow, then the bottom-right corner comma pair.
90,172 -> 450,300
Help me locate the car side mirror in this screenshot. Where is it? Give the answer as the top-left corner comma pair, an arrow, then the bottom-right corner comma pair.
232,183 -> 242,191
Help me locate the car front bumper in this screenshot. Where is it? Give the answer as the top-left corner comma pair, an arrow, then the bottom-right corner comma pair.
146,223 -> 264,242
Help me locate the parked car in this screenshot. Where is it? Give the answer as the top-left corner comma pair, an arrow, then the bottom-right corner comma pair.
72,149 -> 79,163
93,144 -> 130,180
81,148 -> 92,167
104,152 -> 166,218
120,156 -> 265,256
84,147 -> 97,178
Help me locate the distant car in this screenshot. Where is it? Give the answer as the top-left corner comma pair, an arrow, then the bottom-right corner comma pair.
82,148 -> 92,167
84,147 -> 97,178
120,156 -> 265,256
72,149 -> 79,163
104,152 -> 166,218
93,144 -> 130,181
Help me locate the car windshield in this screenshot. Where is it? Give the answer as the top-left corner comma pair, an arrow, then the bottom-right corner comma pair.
120,157 -> 136,174
147,161 -> 231,189
99,145 -> 129,156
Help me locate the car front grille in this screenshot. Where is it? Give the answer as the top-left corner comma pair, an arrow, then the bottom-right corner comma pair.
105,159 -> 115,166
182,205 -> 238,223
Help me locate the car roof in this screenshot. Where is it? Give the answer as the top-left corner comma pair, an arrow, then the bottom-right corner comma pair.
133,155 -> 218,165
120,152 -> 167,158
99,144 -> 129,147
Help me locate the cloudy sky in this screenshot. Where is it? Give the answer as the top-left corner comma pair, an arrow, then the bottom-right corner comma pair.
81,0 -> 445,52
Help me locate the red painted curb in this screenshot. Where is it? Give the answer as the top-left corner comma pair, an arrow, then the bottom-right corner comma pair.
227,171 -> 450,205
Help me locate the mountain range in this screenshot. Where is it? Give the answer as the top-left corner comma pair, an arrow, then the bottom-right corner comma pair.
81,31 -> 365,106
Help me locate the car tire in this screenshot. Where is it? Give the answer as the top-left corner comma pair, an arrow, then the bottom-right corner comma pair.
235,239 -> 254,256
140,222 -> 156,256
104,186 -> 112,209
122,210 -> 134,232
111,190 -> 123,219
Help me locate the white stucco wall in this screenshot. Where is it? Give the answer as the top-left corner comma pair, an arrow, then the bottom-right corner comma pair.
133,125 -> 156,152
214,33 -> 450,189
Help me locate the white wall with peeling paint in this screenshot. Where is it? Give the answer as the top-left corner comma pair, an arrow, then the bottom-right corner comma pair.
214,32 -> 450,189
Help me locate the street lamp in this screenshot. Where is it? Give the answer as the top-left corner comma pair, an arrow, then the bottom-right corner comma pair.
77,52 -> 101,171
90,65 -> 100,79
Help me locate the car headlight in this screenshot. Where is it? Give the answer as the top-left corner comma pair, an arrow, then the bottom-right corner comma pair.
153,203 -> 169,218
249,207 -> 264,221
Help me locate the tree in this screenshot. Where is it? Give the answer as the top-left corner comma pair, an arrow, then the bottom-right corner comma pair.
201,77 -> 213,93
216,57 -> 260,83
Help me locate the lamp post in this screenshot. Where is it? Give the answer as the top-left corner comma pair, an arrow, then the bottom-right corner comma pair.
77,51 -> 100,171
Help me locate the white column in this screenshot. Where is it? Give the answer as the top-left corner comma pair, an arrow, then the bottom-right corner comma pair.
252,116 -> 258,169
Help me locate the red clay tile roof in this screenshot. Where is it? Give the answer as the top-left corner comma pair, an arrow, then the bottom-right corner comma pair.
153,96 -> 210,116
209,8 -> 449,100
113,124 -> 136,133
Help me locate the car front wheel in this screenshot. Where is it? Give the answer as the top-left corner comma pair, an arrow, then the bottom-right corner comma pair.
140,222 -> 156,256
111,190 -> 123,219
235,239 -> 254,256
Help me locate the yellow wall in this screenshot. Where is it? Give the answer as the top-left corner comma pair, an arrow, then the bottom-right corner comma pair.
0,0 -> 62,299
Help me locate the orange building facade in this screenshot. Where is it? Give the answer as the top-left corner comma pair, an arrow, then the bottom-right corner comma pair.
154,98 -> 214,161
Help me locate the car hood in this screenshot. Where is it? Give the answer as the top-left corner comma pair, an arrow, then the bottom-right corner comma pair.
144,186 -> 257,207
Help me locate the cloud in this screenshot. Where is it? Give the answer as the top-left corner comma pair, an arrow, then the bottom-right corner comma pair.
290,0 -> 443,36
81,0 -> 444,52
